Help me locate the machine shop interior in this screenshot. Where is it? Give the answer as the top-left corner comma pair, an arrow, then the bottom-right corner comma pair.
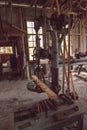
0,0 -> 87,130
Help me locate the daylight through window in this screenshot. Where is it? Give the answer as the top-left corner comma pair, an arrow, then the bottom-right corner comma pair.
26,21 -> 43,60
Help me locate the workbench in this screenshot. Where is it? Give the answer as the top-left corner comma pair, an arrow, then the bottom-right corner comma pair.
0,80 -> 48,130
0,80 -> 85,130
15,101 -> 85,130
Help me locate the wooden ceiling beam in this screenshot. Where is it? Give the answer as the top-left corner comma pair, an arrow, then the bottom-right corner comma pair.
30,0 -> 38,7
56,0 -> 61,16
43,0 -> 55,8
50,0 -> 56,9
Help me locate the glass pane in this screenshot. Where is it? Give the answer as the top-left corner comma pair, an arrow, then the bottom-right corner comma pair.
27,21 -> 34,27
27,28 -> 33,34
26,22 -> 30,27
28,35 -> 33,41
38,28 -> 42,34
28,35 -> 36,42
27,35 -> 30,41
28,42 -> 33,47
27,20 -> 43,60
32,28 -> 36,34
31,22 -> 34,27
32,35 -> 36,41
33,41 -> 36,47
29,48 -> 34,60
0,47 -> 13,54
72,19 -> 80,34
71,35 -> 80,54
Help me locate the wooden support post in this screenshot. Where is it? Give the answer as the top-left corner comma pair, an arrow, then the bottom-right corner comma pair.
62,38 -> 66,94
67,29 -> 71,94
23,17 -> 30,80
79,20 -> 82,52
67,0 -> 72,94
56,0 -> 61,16
70,72 -> 76,99
32,75 -> 58,100
26,61 -> 30,80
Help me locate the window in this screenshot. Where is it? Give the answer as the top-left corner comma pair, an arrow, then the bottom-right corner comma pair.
0,46 -> 13,54
26,21 -> 43,60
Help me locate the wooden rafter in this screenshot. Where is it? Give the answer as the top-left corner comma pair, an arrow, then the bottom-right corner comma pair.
11,25 -> 26,34
56,0 -> 61,16
50,0 -> 56,11
43,0 -> 55,8
30,0 -> 38,7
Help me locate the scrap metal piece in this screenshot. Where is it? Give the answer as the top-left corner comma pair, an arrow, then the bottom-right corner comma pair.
53,105 -> 79,121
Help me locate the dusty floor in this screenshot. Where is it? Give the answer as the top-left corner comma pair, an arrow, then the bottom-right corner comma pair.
0,79 -> 48,112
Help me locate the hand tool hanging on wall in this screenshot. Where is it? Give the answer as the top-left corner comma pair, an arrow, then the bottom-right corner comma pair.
64,41 -> 78,100
61,43 -> 78,100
